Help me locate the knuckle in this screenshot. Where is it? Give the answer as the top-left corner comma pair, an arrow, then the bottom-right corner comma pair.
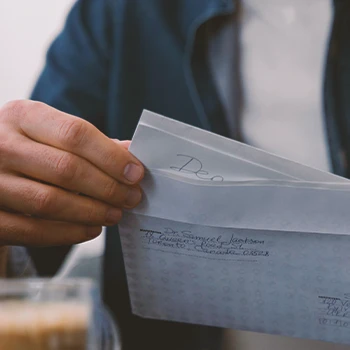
84,203 -> 98,223
116,211 -> 123,222
102,179 -> 121,202
53,153 -> 78,183
57,118 -> 88,149
1,100 -> 28,120
21,224 -> 43,245
32,188 -> 55,215
99,149 -> 118,169
0,100 -> 47,128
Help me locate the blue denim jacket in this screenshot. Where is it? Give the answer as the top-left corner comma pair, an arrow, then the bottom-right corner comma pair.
30,0 -> 350,349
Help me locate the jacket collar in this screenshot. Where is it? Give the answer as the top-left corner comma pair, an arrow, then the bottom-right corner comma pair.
174,0 -> 236,131
178,0 -> 235,45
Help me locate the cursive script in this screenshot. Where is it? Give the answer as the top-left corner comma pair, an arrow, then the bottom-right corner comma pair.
170,154 -> 224,181
319,317 -> 350,328
319,295 -> 350,320
140,227 -> 269,258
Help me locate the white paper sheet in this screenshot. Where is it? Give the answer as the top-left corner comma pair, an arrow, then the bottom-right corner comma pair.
119,110 -> 350,345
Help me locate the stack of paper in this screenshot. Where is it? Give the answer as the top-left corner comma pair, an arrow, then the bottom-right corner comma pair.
119,110 -> 350,345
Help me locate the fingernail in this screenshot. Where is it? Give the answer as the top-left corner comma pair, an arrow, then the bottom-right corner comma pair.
125,187 -> 142,208
124,163 -> 143,183
87,226 -> 102,238
105,208 -> 122,225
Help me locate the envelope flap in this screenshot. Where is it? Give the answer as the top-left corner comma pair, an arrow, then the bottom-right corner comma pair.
130,110 -> 349,183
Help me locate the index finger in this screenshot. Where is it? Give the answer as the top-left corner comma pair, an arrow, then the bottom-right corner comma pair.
14,101 -> 144,184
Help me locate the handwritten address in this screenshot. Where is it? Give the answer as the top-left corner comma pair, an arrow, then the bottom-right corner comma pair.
318,295 -> 350,328
140,227 -> 269,258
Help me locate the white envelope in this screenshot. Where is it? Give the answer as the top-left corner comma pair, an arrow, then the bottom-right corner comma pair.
131,110 -> 348,183
119,110 -> 350,345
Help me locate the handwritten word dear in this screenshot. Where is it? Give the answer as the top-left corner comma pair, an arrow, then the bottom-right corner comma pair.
170,154 -> 224,181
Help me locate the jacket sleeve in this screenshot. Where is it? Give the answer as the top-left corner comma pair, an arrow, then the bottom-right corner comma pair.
29,0 -> 114,275
31,0 -> 114,132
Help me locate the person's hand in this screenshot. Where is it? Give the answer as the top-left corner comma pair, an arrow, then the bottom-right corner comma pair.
0,100 -> 144,246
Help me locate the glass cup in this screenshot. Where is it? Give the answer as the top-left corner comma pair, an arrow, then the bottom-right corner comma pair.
0,278 -> 120,350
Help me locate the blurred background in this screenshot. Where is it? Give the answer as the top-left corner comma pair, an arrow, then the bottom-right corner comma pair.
0,0 -> 74,105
